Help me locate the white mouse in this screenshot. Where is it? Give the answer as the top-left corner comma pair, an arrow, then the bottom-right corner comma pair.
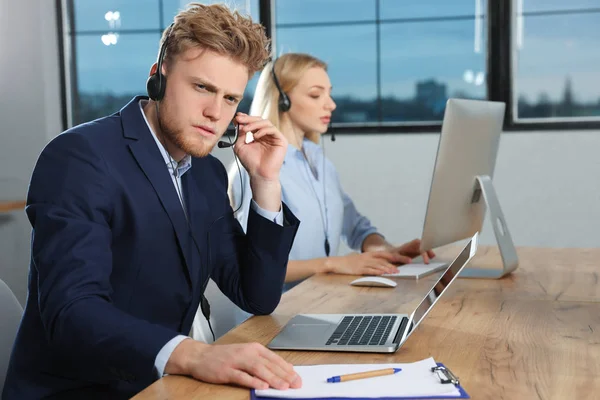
350,276 -> 397,288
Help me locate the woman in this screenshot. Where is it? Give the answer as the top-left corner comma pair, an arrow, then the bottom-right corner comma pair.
229,53 -> 434,290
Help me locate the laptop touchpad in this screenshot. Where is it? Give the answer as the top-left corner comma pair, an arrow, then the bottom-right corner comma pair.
279,324 -> 331,345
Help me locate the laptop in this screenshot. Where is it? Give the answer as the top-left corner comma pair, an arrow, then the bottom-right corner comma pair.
267,232 -> 478,353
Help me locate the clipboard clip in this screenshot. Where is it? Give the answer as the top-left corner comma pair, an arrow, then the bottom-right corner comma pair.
431,365 -> 460,386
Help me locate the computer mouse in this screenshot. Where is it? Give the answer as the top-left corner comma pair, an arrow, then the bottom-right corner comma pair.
349,276 -> 397,288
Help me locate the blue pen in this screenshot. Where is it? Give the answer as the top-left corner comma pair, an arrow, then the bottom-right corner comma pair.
326,367 -> 402,383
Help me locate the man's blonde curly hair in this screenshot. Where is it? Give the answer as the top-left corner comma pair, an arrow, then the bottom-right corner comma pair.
159,3 -> 271,77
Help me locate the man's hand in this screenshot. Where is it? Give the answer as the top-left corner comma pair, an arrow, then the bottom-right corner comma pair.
165,339 -> 302,390
233,113 -> 287,212
323,252 -> 404,276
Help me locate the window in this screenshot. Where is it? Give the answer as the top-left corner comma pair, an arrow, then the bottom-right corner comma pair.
61,0 -> 600,130
162,0 -> 259,22
64,0 -> 259,126
73,33 -> 160,124
275,0 -> 487,125
276,24 -> 378,124
513,0 -> 600,121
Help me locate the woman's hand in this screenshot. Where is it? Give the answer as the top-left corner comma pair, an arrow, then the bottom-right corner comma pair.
324,251 -> 406,276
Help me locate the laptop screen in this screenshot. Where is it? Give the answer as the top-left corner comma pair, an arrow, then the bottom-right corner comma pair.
399,232 -> 478,345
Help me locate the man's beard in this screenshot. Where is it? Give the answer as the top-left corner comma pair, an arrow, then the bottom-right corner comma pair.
158,108 -> 215,158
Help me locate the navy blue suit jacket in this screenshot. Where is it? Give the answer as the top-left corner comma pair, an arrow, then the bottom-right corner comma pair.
2,97 -> 299,399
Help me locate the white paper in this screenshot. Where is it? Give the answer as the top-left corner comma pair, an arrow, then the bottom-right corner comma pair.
255,358 -> 462,399
382,262 -> 447,278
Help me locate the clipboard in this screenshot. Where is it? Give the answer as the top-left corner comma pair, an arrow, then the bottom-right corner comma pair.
251,363 -> 470,400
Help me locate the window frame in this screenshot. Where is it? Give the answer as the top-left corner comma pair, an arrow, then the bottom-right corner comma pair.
57,0 -> 600,133
496,0 -> 600,132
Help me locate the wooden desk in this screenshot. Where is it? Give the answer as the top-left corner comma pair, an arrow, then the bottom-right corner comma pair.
134,246 -> 600,400
0,201 -> 25,213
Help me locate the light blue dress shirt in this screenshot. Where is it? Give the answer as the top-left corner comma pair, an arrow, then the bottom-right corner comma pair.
230,138 -> 379,289
138,100 -> 283,377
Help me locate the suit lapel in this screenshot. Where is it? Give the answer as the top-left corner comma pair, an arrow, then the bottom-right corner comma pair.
182,169 -> 210,287
120,97 -> 195,286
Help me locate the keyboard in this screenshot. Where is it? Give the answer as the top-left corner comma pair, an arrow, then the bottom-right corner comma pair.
325,315 -> 407,346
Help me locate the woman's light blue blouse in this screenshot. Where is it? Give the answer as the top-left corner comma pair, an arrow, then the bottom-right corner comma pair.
229,139 -> 378,274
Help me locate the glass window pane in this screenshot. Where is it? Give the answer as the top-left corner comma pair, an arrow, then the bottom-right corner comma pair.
238,75 -> 260,114
162,0 -> 260,26
521,0 -> 599,13
73,33 -> 159,125
276,0 -> 375,25
514,12 -> 600,119
380,0 -> 486,19
380,19 -> 487,122
72,0 -> 160,32
276,26 -> 378,124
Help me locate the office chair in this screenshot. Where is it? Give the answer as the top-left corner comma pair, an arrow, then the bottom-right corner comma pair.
0,279 -> 23,394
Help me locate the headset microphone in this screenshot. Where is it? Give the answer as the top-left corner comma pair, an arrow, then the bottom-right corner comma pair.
329,121 -> 336,142
217,123 -> 240,148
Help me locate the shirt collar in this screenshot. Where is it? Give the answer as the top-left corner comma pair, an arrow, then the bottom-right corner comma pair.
284,138 -> 318,164
138,99 -> 192,177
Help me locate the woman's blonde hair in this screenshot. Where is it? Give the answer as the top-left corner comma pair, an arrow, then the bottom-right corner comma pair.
160,3 -> 270,76
250,53 -> 328,144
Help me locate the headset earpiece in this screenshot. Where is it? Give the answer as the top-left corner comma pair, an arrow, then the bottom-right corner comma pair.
278,92 -> 291,112
146,72 -> 163,101
271,58 -> 291,112
146,23 -> 174,101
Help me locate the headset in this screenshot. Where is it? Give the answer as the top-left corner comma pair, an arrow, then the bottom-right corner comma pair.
147,23 -> 241,148
217,125 -> 240,149
271,58 -> 336,142
271,57 -> 335,256
147,24 -> 173,102
271,60 -> 292,113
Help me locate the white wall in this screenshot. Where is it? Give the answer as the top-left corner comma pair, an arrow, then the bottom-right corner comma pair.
213,129 -> 600,251
0,0 -> 62,303
332,131 -> 600,249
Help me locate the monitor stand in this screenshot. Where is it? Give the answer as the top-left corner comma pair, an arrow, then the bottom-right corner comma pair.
458,175 -> 518,279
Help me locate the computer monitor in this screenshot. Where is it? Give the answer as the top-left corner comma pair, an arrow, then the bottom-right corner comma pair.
419,98 -> 518,278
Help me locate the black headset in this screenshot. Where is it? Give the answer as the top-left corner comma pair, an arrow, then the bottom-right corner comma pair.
271,58 -> 335,141
147,24 -> 173,102
271,59 -> 292,112
147,23 -> 241,149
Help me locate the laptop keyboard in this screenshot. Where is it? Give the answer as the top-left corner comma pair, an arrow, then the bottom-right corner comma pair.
325,315 -> 407,346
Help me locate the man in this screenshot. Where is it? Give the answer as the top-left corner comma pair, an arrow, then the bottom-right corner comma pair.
3,3 -> 302,399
